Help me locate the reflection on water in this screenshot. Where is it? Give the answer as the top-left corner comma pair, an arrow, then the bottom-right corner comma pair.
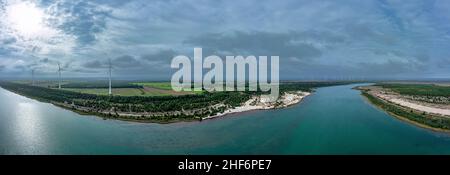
13,102 -> 47,153
1,84 -> 450,155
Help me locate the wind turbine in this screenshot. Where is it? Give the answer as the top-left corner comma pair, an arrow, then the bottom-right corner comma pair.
57,62 -> 62,89
108,58 -> 112,95
31,69 -> 35,86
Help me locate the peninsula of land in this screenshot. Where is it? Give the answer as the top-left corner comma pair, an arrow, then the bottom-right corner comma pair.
0,81 -> 337,123
203,91 -> 310,120
357,83 -> 450,132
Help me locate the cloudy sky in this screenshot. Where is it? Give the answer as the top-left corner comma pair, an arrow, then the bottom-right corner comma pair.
0,0 -> 449,80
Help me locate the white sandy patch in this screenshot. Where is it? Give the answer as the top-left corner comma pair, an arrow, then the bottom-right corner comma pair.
203,91 -> 311,120
376,94 -> 450,116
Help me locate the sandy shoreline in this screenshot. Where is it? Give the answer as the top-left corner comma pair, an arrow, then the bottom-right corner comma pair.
357,85 -> 450,118
42,91 -> 312,123
202,91 -> 311,120
377,94 -> 450,117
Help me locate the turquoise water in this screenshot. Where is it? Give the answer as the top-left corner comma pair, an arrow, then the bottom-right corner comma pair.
1,84 -> 450,155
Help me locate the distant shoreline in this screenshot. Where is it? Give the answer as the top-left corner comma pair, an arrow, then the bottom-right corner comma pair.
361,93 -> 450,133
356,86 -> 450,133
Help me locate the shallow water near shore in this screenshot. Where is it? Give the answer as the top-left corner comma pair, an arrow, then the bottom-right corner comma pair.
1,84 -> 450,155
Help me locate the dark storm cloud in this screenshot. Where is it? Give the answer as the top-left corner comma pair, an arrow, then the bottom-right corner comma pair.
1,37 -> 16,45
140,49 -> 177,63
184,31 -> 326,60
38,58 -> 60,64
357,59 -> 426,75
71,68 -> 100,73
113,55 -> 141,67
13,64 -> 26,71
82,60 -> 104,69
47,0 -> 111,45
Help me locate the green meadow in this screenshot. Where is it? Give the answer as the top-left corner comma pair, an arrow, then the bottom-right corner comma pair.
379,84 -> 450,96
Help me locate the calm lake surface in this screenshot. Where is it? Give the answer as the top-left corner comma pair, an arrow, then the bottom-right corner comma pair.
1,84 -> 450,155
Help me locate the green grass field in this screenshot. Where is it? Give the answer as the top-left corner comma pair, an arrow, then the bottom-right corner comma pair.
133,82 -> 204,94
379,84 -> 450,96
133,82 -> 173,90
63,88 -> 174,96
17,81 -> 202,96
12,80 -> 68,88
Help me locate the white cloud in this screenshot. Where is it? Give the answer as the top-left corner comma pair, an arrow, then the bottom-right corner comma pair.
0,0 -> 449,79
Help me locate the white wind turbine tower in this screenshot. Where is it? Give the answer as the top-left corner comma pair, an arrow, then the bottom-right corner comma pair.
57,62 -> 62,89
108,58 -> 112,95
31,69 -> 35,86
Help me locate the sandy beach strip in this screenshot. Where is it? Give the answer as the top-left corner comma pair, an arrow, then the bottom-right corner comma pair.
203,91 -> 311,120
376,94 -> 450,117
